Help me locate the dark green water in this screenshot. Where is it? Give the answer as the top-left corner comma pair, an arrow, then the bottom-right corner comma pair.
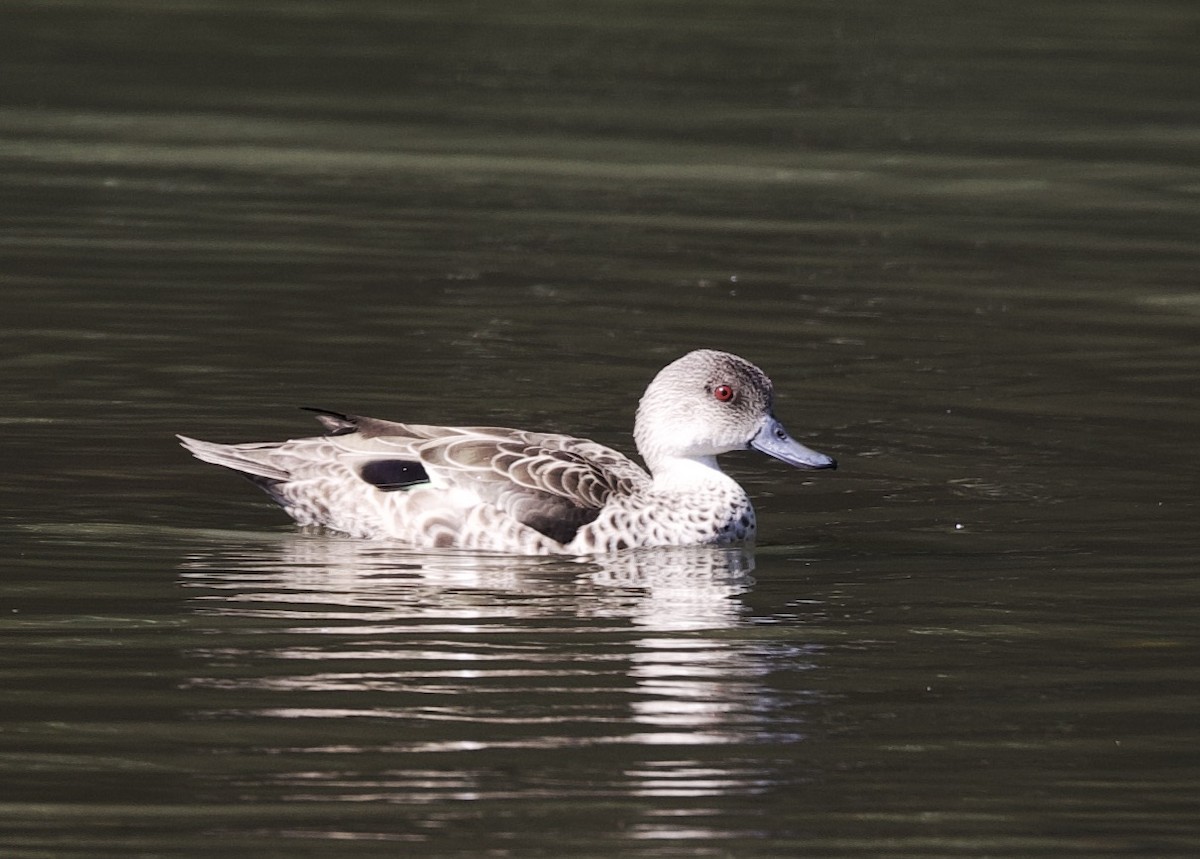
2,1 -> 1198,856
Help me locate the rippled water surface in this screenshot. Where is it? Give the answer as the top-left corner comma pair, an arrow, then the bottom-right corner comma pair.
2,1 -> 1198,856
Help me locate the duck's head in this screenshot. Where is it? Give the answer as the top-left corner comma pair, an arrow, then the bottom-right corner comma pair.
634,349 -> 837,474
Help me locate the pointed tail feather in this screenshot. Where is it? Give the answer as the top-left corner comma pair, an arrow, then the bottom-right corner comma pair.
177,435 -> 290,482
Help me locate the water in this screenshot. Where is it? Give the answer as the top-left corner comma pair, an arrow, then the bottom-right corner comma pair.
2,1 -> 1199,856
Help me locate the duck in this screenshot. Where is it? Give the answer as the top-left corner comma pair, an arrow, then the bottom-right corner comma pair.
178,349 -> 836,554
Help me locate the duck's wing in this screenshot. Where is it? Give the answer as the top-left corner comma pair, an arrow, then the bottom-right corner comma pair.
421,430 -> 647,543
310,411 -> 649,545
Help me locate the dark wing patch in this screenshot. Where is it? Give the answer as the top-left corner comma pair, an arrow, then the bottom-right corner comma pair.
359,459 -> 430,491
504,490 -> 604,544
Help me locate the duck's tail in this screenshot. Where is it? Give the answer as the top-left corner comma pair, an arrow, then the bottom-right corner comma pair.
177,435 -> 290,486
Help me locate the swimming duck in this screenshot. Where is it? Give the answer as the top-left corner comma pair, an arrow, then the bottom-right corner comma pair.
178,349 -> 836,554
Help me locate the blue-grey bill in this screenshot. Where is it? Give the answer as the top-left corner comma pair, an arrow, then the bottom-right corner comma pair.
749,415 -> 837,470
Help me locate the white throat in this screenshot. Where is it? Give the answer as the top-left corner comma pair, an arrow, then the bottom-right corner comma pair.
648,454 -> 736,492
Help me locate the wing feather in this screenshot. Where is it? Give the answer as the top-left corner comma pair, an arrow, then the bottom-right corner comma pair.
415,431 -> 647,544
300,413 -> 649,545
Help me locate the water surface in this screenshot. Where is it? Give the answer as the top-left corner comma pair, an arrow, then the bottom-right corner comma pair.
1,1 -> 1198,856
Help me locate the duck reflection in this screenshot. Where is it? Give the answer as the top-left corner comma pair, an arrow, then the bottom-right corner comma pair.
178,534 -> 824,836
180,534 -> 755,631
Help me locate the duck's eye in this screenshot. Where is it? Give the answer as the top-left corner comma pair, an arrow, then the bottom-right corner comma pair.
713,384 -> 734,402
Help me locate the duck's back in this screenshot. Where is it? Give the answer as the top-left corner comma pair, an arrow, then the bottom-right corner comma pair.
179,414 -> 651,553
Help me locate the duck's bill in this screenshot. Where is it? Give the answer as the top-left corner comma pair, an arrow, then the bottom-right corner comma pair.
750,416 -> 837,470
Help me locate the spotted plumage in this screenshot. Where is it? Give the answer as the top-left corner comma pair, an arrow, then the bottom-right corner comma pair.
178,349 -> 836,554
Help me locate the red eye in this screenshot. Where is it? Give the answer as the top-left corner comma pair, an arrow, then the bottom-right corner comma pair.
713,384 -> 734,402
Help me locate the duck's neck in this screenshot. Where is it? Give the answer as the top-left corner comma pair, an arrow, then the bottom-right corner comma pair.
647,454 -> 739,493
